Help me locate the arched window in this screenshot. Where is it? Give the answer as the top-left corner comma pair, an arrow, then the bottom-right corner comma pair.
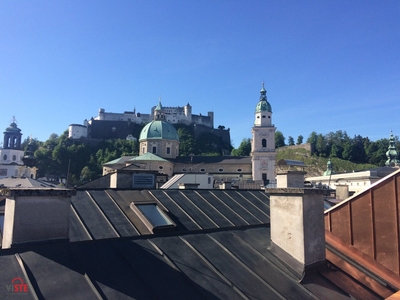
262,139 -> 267,148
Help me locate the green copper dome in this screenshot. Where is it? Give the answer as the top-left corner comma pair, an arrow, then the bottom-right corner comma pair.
5,122 -> 21,133
255,83 -> 272,113
139,120 -> 179,141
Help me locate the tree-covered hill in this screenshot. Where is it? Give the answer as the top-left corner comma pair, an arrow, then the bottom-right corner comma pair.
276,147 -> 377,177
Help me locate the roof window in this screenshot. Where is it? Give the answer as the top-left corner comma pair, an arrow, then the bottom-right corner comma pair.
131,203 -> 176,233
137,204 -> 172,227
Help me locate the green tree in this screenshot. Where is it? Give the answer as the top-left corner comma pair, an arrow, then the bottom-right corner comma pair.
307,131 -> 318,151
315,134 -> 327,156
288,136 -> 295,146
177,127 -> 196,156
196,132 -> 222,155
275,131 -> 285,148
80,166 -> 97,183
296,135 -> 303,145
366,139 -> 388,166
231,138 -> 251,156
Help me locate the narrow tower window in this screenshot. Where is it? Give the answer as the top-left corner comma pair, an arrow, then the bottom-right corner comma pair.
262,139 -> 267,148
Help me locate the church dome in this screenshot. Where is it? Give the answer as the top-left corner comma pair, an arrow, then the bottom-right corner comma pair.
5,122 -> 21,133
139,120 -> 179,141
255,83 -> 272,113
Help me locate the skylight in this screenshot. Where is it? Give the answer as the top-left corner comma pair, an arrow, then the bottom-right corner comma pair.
137,204 -> 172,227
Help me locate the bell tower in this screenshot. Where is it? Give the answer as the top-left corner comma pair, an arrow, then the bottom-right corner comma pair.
3,117 -> 22,150
251,83 -> 276,185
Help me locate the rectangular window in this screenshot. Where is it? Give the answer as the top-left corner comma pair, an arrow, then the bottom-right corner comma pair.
137,204 -> 173,227
166,147 -> 171,154
152,146 -> 157,154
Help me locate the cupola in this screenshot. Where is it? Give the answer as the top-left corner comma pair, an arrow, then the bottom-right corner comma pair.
154,99 -> 165,120
255,83 -> 272,113
3,118 -> 22,150
254,83 -> 272,127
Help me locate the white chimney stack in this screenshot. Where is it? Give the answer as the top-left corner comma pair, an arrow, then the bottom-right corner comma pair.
268,170 -> 325,276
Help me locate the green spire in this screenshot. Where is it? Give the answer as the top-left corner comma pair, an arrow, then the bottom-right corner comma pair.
255,82 -> 272,113
155,98 -> 163,111
323,159 -> 334,176
385,131 -> 400,166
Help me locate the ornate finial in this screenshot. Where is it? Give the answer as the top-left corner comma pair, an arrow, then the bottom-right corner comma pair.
260,82 -> 266,93
10,116 -> 17,125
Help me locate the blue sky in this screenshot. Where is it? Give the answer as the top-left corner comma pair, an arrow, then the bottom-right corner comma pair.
1,0 -> 399,147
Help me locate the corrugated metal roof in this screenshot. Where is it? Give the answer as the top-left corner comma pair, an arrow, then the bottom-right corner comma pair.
1,186 -> 398,298
0,226 -> 358,299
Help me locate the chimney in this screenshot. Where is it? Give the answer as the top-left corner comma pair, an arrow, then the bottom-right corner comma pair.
219,181 -> 231,190
268,170 -> 325,277
335,184 -> 349,200
1,188 -> 75,248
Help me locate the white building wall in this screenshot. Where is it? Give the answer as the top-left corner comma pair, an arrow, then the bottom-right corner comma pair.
68,125 -> 88,139
0,149 -> 24,166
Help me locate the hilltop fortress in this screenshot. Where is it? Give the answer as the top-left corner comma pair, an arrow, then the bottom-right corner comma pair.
69,101 -> 228,144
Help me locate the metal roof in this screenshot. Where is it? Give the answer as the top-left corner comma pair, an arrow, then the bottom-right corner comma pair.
129,152 -> 169,162
277,159 -> 306,167
139,120 -> 179,141
0,186 -> 398,298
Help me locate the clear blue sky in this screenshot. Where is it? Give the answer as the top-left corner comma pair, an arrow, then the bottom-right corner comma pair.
1,0 -> 399,147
